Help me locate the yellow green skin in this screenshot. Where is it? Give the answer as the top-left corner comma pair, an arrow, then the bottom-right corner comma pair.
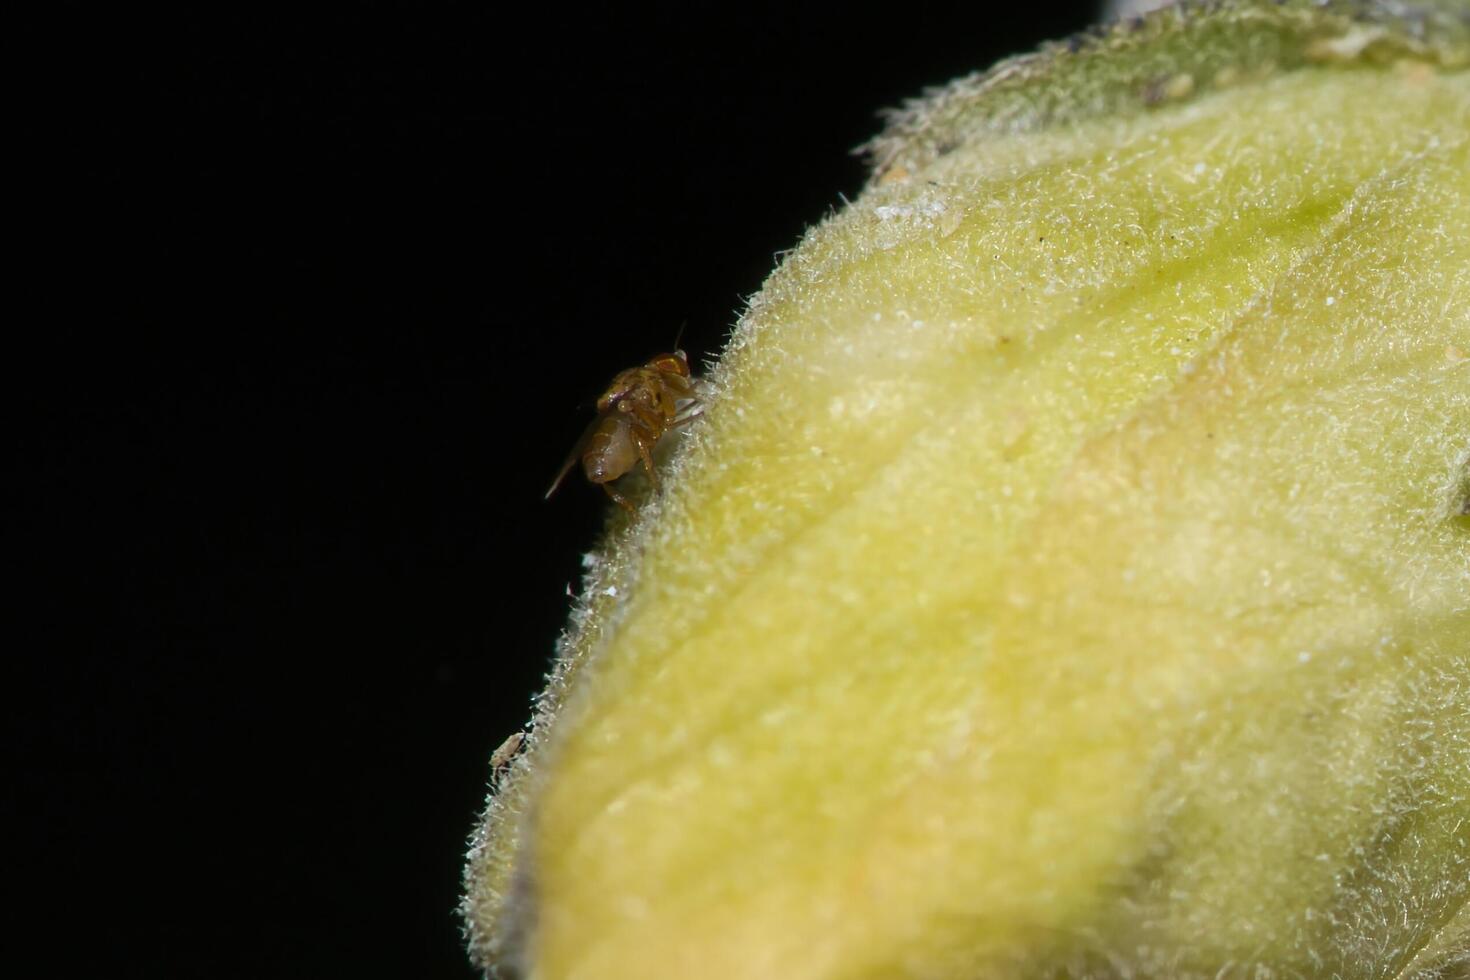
464,2 -> 1470,977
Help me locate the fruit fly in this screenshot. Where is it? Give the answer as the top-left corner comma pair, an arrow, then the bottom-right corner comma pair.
489,731 -> 525,773
545,349 -> 702,512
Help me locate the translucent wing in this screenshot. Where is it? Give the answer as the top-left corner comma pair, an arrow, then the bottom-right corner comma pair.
545,419 -> 595,500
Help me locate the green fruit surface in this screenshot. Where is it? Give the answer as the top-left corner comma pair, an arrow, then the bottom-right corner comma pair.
465,3 -> 1470,977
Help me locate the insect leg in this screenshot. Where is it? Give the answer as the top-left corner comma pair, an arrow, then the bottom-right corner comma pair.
632,428 -> 659,488
601,482 -> 636,513
669,404 -> 703,429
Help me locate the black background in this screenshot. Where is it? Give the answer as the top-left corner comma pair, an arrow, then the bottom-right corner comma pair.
23,1 -> 1097,976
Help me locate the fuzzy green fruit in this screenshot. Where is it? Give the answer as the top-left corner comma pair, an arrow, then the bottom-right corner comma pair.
465,2 -> 1470,977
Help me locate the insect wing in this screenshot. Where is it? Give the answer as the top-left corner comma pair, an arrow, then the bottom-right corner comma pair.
545,417 -> 597,499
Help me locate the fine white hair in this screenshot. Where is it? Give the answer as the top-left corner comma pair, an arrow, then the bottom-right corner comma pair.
1104,0 -> 1178,19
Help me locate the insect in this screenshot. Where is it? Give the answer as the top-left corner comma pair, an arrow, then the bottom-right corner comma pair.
489,731 -> 525,773
545,349 -> 702,512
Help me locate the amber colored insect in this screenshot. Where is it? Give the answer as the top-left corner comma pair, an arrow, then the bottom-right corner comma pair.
545,350 -> 701,511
